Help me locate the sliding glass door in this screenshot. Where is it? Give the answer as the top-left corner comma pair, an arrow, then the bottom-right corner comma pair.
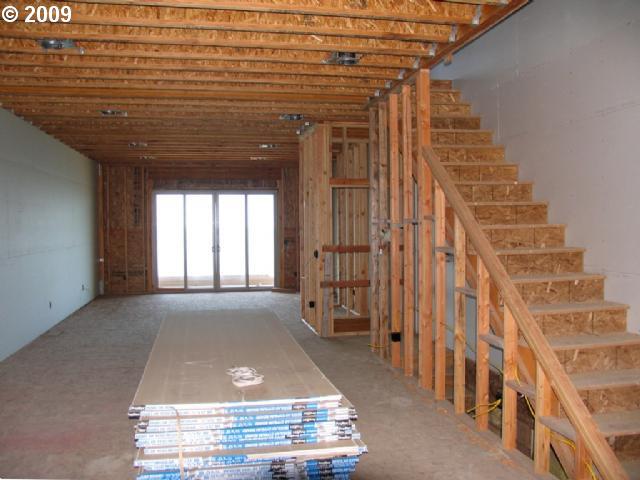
217,194 -> 246,288
154,191 -> 276,290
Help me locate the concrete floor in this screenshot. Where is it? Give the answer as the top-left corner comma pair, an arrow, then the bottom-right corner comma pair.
0,292 -> 543,479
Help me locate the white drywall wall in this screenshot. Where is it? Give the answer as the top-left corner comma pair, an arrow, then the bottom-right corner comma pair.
434,0 -> 640,333
0,109 -> 97,360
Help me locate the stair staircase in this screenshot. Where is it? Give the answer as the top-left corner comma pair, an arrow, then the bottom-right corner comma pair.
430,80 -> 640,478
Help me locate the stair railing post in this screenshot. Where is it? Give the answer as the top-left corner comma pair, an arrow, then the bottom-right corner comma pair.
453,214 -> 467,414
476,258 -> 490,431
502,304 -> 518,449
534,361 -> 552,474
575,434 -> 592,480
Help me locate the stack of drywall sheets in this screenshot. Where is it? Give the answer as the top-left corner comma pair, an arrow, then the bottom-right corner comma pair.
129,309 -> 366,479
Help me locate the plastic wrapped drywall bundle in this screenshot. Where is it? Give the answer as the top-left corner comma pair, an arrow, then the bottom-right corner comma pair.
129,309 -> 366,479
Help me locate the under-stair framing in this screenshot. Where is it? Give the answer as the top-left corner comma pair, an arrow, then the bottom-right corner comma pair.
368,69 -> 639,480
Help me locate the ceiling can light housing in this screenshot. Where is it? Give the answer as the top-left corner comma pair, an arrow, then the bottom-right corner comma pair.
101,109 -> 128,117
39,38 -> 84,54
280,114 -> 304,121
324,51 -> 359,66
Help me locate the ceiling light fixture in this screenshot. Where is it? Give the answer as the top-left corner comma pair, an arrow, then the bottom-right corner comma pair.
250,156 -> 268,161
280,114 -> 304,121
324,51 -> 359,66
258,143 -> 278,149
139,155 -> 156,161
101,109 -> 128,117
39,38 -> 84,54
128,141 -> 148,148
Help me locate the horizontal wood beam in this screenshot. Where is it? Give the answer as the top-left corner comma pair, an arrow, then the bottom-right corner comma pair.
329,178 -> 369,188
320,279 -> 370,288
0,22 -> 438,57
12,0 -> 452,43
0,95 -> 368,111
0,77 -> 375,98
0,38 -> 414,68
0,53 -> 403,80
322,245 -> 370,253
0,65 -> 386,89
0,85 -> 365,103
65,0 -> 477,25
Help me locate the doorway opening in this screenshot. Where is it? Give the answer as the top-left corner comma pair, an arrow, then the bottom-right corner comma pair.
154,191 -> 276,291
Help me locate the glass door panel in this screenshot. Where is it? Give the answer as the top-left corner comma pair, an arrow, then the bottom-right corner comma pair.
156,194 -> 185,289
218,194 -> 247,288
185,194 -> 214,289
247,194 -> 275,287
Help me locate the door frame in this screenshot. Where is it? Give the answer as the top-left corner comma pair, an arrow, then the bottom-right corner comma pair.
152,189 -> 278,292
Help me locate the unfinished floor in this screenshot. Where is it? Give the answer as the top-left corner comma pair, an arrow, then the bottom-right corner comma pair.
0,292 -> 544,479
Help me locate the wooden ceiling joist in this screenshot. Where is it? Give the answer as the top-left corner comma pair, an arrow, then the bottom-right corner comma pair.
0,23 -> 438,57
0,53 -> 404,80
0,39 -> 415,68
0,85 -> 365,103
0,0 -> 528,166
0,65 -> 388,89
10,0 -> 453,43
65,0 -> 478,25
0,95 -> 367,109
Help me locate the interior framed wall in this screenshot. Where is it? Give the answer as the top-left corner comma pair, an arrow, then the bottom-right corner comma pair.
101,164 -> 299,295
299,122 -> 370,337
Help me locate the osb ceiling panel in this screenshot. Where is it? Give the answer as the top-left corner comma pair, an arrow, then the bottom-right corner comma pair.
0,0 -> 529,167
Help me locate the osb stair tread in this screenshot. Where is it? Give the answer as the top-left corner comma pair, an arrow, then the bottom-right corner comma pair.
441,162 -> 515,167
456,181 -> 533,186
511,272 -> 606,283
528,301 -> 629,315
434,144 -> 504,149
431,100 -> 469,106
569,368 -> 640,391
432,114 -> 481,119
495,246 -> 586,255
481,223 -> 566,230
432,128 -> 494,134
467,201 -> 548,206
546,332 -> 640,351
504,379 -> 535,398
540,410 -> 640,440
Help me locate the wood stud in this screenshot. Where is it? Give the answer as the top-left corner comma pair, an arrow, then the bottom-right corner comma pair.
401,85 -> 415,377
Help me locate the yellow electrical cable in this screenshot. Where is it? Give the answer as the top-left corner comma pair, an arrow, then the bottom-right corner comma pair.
514,369 -> 597,480
466,398 -> 502,418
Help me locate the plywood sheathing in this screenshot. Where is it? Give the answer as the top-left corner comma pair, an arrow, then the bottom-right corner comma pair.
0,0 -> 529,166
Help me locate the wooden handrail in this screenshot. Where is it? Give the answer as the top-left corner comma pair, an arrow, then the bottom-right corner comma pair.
421,146 -> 628,480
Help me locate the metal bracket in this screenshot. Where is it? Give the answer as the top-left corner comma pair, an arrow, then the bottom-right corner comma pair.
449,25 -> 459,43
472,5 -> 483,25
